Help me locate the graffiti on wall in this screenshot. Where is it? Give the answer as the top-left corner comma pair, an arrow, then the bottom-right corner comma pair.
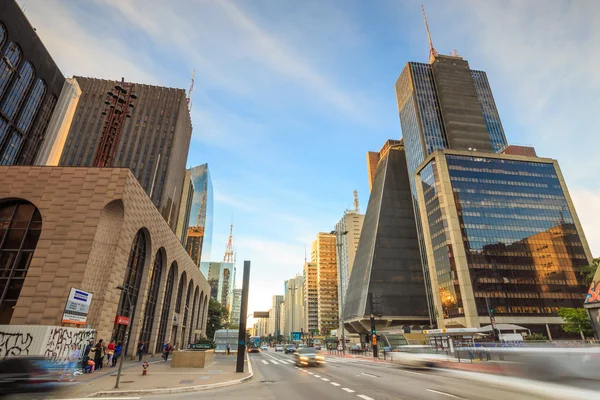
0,331 -> 34,357
43,327 -> 96,363
585,282 -> 600,304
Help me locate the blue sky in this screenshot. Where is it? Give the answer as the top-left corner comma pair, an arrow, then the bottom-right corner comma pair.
26,0 -> 600,319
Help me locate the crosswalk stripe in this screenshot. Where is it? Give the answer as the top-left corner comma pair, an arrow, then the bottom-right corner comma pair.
321,378 -> 330,382
342,388 -> 355,393
270,360 -> 279,365
262,360 -> 269,364
331,382 -> 341,386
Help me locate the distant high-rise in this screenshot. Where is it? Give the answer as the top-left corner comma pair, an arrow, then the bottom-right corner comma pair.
269,295 -> 284,338
303,262 -> 318,335
59,76 -> 192,231
312,233 -> 338,335
200,261 -> 234,308
284,275 -> 304,338
186,164 -> 214,265
0,0 -> 65,165
175,170 -> 194,246
230,288 -> 242,325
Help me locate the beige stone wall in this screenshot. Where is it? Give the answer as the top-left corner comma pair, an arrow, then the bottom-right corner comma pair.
0,166 -> 211,356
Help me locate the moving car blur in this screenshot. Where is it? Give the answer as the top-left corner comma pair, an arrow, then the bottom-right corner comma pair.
0,356 -> 62,398
294,347 -> 324,367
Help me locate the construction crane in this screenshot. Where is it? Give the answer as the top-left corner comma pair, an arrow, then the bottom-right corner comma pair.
353,190 -> 360,213
186,179 -> 208,266
422,5 -> 439,64
223,222 -> 234,263
187,70 -> 195,110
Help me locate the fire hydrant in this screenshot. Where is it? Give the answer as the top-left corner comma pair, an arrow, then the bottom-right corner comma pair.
142,361 -> 149,376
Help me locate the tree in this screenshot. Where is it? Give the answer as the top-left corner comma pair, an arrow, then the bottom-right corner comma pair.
524,333 -> 547,341
558,308 -> 593,340
580,258 -> 600,285
206,298 -> 224,340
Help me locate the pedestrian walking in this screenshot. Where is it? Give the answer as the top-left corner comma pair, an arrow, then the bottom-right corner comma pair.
60,344 -> 81,382
94,339 -> 104,370
226,343 -> 230,355
106,340 -> 115,365
163,342 -> 173,361
137,341 -> 145,362
83,340 -> 94,370
112,342 -> 123,367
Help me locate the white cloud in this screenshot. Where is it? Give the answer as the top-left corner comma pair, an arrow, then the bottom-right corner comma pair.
570,187 -> 600,258
213,189 -> 257,212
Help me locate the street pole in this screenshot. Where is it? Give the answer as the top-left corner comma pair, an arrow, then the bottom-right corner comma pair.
115,288 -> 134,389
368,292 -> 378,358
236,261 -> 251,373
333,230 -> 348,355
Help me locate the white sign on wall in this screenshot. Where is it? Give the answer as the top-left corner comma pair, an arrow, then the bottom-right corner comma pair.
61,288 -> 93,325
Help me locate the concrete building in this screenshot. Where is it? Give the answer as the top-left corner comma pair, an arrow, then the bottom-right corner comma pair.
415,149 -> 592,337
303,262 -> 318,335
366,140 -> 402,192
344,141 -> 430,335
34,78 -> 81,166
312,233 -> 338,335
279,302 -> 286,338
186,164 -> 214,265
269,294 -> 284,338
0,166 -> 210,355
199,262 -> 234,309
0,0 -> 65,165
284,275 -> 304,339
58,77 -> 192,232
230,288 -> 242,325
334,208 -> 364,336
175,170 -> 194,246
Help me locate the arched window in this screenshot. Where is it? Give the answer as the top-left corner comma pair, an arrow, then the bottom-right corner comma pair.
139,248 -> 164,351
200,294 -> 208,331
0,130 -> 22,165
16,78 -> 46,134
0,200 -> 42,324
182,279 -> 193,345
0,23 -> 6,48
0,42 -> 22,98
156,262 -> 175,353
196,291 -> 204,335
189,286 -> 199,344
2,61 -> 34,119
175,271 -> 187,314
113,229 -> 147,351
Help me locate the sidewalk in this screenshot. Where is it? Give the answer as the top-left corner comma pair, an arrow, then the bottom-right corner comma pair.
58,353 -> 252,398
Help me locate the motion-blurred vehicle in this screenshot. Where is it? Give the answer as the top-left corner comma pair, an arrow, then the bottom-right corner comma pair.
0,356 -> 61,398
294,347 -> 325,367
337,345 -> 343,351
284,344 -> 296,354
248,335 -> 261,353
389,345 -> 446,369
351,344 -> 362,352
261,345 -> 268,351
275,345 -> 283,352
314,345 -> 321,350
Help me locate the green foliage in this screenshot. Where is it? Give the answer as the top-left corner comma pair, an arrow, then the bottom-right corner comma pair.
206,298 -> 225,340
580,258 -> 600,285
524,333 -> 547,341
558,308 -> 593,336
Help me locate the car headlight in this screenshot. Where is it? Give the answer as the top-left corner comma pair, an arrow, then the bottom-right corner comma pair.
300,356 -> 309,360
316,356 -> 324,360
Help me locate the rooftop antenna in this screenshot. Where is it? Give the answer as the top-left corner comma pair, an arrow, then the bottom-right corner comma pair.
353,190 -> 360,213
422,5 -> 439,63
304,245 -> 307,263
223,217 -> 234,263
187,70 -> 195,111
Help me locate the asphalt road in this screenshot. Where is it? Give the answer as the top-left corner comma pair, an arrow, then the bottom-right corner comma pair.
146,350 -> 553,400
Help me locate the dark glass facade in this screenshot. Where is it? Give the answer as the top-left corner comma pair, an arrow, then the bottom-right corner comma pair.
471,71 -> 507,153
186,164 -> 214,264
417,152 -> 590,327
0,1 -> 64,165
345,146 -> 429,333
156,263 -> 175,353
139,249 -> 164,351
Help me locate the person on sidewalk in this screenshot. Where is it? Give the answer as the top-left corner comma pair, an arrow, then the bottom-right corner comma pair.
60,344 -> 81,382
112,342 -> 123,367
83,340 -> 94,370
137,341 -> 145,362
94,339 -> 104,370
226,344 -> 230,355
106,340 -> 115,366
163,342 -> 173,361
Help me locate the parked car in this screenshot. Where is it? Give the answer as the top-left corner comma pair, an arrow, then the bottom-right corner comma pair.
275,345 -> 283,352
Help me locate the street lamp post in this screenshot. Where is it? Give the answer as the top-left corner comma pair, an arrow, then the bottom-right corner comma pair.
289,285 -> 297,341
115,285 -> 134,389
332,230 -> 348,355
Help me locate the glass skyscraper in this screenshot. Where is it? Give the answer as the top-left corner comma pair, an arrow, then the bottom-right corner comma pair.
186,164 -> 214,266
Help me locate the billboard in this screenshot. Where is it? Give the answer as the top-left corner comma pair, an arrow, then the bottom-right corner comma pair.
253,311 -> 270,319
61,288 -> 93,325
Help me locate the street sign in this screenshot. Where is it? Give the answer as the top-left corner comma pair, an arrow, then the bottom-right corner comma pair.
115,315 -> 130,325
61,288 -> 93,325
253,311 -> 270,319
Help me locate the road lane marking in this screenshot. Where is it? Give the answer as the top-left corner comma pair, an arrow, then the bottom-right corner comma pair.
426,389 -> 463,398
262,360 -> 269,364
270,360 -> 279,365
361,372 -> 378,378
321,378 -> 330,381
342,388 -> 355,393
357,395 -> 374,400
331,382 -> 341,386
307,371 -> 314,375
402,370 -> 425,376
314,374 -> 321,378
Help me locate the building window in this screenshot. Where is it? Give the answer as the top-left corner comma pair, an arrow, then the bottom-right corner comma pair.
156,262 -> 175,353
175,271 -> 187,314
190,286 -> 199,344
113,229 -> 147,353
2,61 -> 34,119
0,42 -> 22,98
139,248 -> 164,352
0,23 -> 6,48
16,78 -> 46,134
0,200 -> 42,324
0,130 -> 23,165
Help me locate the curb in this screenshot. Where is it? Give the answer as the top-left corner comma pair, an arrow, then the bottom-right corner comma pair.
85,356 -> 254,398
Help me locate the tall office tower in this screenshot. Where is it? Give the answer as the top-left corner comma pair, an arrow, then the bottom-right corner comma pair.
284,275 -> 305,339
59,77 -> 192,231
345,140 -> 429,336
312,233 -> 338,335
199,261 -> 234,308
0,1 -> 65,166
396,50 -> 508,320
303,262 -> 318,335
334,207 -> 364,336
186,164 -> 214,265
279,302 -> 286,338
175,170 -> 194,246
269,295 -> 284,338
35,78 -> 81,165
415,148 -> 592,337
230,288 -> 242,325
366,139 -> 402,192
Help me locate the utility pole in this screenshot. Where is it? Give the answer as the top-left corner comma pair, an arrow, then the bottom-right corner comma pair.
236,261 -> 251,372
485,297 -> 499,341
